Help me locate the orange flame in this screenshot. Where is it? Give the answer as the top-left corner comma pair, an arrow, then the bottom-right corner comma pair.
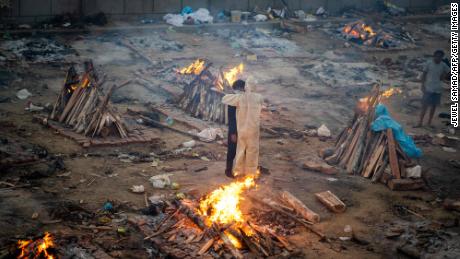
343,21 -> 376,41
217,63 -> 244,90
176,59 -> 206,75
17,232 -> 55,259
358,87 -> 402,112
199,174 -> 256,226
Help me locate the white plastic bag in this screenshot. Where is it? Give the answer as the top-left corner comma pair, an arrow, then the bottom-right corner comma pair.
17,89 -> 32,100
149,174 -> 172,189
163,13 -> 184,27
197,128 -> 224,142
317,124 -> 331,137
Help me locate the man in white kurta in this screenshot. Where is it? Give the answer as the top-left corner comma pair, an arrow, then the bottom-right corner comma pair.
222,80 -> 263,176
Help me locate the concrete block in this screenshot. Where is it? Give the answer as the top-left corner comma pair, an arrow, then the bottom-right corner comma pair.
83,0 -> 124,15
125,0 -> 153,14
154,0 -> 181,13
20,0 -> 51,16
52,0 -> 79,15
183,0 -> 209,10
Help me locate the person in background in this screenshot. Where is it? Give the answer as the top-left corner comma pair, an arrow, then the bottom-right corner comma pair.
225,80 -> 245,178
416,50 -> 450,128
222,80 -> 263,177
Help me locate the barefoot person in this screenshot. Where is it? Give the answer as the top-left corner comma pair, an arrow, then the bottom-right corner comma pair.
222,80 -> 263,177
416,50 -> 450,128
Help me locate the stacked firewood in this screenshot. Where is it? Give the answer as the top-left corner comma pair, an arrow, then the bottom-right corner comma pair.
324,86 -> 422,190
141,191 -> 326,258
178,63 -> 233,124
50,61 -> 129,138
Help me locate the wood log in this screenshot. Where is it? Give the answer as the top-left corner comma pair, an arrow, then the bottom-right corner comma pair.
218,231 -> 243,259
315,191 -> 346,213
280,191 -> 320,223
198,238 -> 214,255
249,196 -> 325,239
387,178 -> 424,191
371,154 -> 388,183
362,137 -> 385,178
387,128 -> 401,179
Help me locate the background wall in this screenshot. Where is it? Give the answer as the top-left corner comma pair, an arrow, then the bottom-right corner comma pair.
0,0 -> 451,22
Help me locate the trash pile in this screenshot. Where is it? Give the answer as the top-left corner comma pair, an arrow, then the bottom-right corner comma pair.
164,8 -> 213,27
323,86 -> 424,191
0,37 -> 76,63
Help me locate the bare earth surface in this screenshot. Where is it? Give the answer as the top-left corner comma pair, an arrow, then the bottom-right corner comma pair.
0,18 -> 459,258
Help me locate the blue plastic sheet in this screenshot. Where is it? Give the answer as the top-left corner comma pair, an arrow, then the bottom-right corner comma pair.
371,104 -> 422,158
181,6 -> 193,15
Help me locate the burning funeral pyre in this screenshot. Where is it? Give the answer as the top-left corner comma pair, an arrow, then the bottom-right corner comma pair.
323,85 -> 424,191
141,173 -> 329,258
177,59 -> 245,124
16,232 -> 57,259
340,20 -> 414,49
48,60 -> 130,139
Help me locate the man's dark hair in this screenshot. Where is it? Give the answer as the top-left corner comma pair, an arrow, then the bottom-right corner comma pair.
232,79 -> 245,90
434,50 -> 445,57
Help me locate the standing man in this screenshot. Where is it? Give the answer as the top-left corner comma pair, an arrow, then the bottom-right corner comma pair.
222,80 -> 263,177
416,50 -> 450,128
225,80 -> 245,178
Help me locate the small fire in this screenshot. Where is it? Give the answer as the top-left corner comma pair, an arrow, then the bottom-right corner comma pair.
381,87 -> 402,98
342,21 -> 376,41
199,174 -> 256,226
358,87 -> 402,112
17,232 -> 55,259
176,59 -> 206,75
217,63 -> 244,90
68,74 -> 91,93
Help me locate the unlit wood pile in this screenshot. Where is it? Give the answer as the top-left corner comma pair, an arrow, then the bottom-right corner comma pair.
50,61 -> 129,138
178,63 -> 231,124
325,86 -> 422,191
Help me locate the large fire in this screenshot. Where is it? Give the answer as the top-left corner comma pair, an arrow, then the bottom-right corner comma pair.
176,59 -> 206,75
17,232 -> 55,259
198,174 -> 256,226
217,63 -> 245,90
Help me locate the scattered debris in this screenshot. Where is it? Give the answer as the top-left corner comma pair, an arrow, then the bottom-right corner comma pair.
16,89 -> 32,100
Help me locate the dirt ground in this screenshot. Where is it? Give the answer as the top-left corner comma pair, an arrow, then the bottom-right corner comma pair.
0,17 -> 459,258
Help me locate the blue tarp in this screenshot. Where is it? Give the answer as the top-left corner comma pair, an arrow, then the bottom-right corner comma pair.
371,104 -> 422,158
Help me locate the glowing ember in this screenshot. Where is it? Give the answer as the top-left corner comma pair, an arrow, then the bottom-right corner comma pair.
342,21 -> 376,41
225,231 -> 243,249
199,174 -> 256,226
176,59 -> 206,75
381,87 -> 402,98
17,232 -> 55,259
217,63 -> 244,90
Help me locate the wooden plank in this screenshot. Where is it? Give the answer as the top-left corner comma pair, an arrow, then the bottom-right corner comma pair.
387,178 -> 424,191
362,141 -> 385,178
315,191 -> 346,213
280,191 -> 320,223
387,128 -> 401,179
